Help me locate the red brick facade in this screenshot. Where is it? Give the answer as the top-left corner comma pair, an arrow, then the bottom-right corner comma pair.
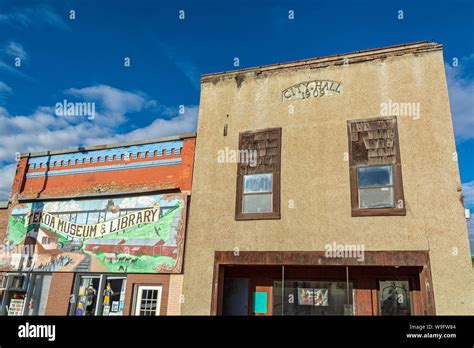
44,273 -> 75,315
16,137 -> 195,200
1,134 -> 195,316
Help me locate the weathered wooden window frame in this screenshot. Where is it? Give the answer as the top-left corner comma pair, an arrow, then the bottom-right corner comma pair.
236,128 -> 281,220
347,116 -> 406,217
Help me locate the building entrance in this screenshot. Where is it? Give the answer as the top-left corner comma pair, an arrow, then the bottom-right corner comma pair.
218,264 -> 426,316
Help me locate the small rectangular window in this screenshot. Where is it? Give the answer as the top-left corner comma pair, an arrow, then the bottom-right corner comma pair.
236,128 -> 281,220
243,174 -> 273,213
357,165 -> 393,208
347,117 -> 405,216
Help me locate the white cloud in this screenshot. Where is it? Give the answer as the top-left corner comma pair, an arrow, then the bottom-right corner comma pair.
0,163 -> 16,202
0,84 -> 198,200
65,85 -> 148,115
4,42 -> 27,60
0,5 -> 68,30
0,59 -> 31,79
0,81 -> 12,94
82,105 -> 199,145
445,58 -> 474,141
64,85 -> 150,126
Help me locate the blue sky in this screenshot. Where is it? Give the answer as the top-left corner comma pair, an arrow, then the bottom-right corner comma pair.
0,0 -> 473,252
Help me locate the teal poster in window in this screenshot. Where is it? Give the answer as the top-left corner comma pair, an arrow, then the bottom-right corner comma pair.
253,292 -> 268,314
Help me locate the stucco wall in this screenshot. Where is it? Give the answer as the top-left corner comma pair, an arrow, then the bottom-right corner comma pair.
182,47 -> 474,315
0,206 -> 10,243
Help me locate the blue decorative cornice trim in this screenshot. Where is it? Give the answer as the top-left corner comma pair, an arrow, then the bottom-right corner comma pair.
26,158 -> 182,178
27,140 -> 184,170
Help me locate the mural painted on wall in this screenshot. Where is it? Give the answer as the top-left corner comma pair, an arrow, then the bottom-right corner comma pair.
0,193 -> 187,274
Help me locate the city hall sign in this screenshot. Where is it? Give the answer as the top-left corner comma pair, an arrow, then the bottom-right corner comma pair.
283,80 -> 342,101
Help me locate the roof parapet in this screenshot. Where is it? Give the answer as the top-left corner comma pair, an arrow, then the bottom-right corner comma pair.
20,133 -> 196,159
201,41 -> 442,82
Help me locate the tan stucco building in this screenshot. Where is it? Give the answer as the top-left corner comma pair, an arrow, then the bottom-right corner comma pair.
182,41 -> 474,315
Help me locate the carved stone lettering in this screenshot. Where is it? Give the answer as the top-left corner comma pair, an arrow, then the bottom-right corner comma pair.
282,80 -> 342,101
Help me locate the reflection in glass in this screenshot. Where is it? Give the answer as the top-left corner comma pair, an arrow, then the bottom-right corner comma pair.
243,174 -> 272,193
273,281 -> 353,316
242,174 -> 273,213
357,165 -> 394,208
357,165 -> 392,187
379,280 -> 411,316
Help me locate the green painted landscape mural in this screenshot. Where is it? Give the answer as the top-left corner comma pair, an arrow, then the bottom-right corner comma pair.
0,193 -> 187,273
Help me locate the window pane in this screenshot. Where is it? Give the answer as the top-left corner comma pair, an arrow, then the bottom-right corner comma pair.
243,194 -> 272,213
379,280 -> 411,316
273,281 -> 354,316
359,187 -> 393,208
357,165 -> 392,188
243,174 -> 272,194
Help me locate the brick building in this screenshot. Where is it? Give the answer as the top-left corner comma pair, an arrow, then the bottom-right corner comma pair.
0,134 -> 195,316
0,201 -> 9,307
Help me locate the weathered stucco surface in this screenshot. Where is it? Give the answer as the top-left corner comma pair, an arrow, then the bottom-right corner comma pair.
182,43 -> 474,315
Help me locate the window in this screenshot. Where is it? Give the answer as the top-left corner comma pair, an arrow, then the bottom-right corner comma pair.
357,165 -> 393,208
273,281 -> 354,316
72,276 -> 100,316
379,280 -> 411,316
236,128 -> 281,220
69,274 -> 127,316
243,174 -> 273,213
133,285 -> 162,316
347,116 -> 405,216
0,273 -> 52,316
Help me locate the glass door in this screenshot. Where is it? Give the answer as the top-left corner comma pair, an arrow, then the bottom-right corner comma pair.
101,277 -> 126,316
74,276 -> 101,316
378,280 -> 412,316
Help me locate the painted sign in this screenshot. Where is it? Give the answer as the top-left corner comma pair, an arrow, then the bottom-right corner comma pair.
25,206 -> 161,239
0,193 -> 187,274
8,299 -> 25,316
282,80 -> 342,101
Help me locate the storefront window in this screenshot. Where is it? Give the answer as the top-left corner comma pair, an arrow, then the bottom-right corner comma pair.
379,280 -> 411,316
25,274 -> 52,315
273,281 -> 354,316
71,274 -> 126,316
101,277 -> 126,316
74,276 -> 100,316
0,273 -> 52,316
